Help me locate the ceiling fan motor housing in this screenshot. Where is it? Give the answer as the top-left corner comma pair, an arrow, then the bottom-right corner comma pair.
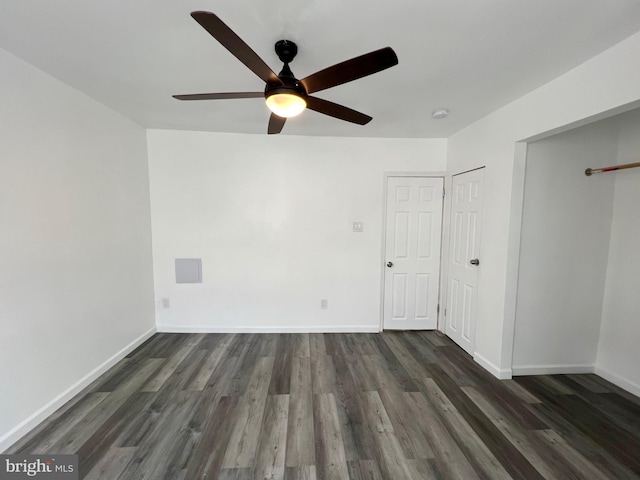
266,40 -> 307,100
265,76 -> 307,99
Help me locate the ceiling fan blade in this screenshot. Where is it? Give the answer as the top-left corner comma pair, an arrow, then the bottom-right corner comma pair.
300,47 -> 398,94
190,11 -> 283,86
268,113 -> 286,134
305,96 -> 372,125
173,92 -> 264,101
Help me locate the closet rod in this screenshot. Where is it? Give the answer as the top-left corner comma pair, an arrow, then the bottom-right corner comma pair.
585,161 -> 640,176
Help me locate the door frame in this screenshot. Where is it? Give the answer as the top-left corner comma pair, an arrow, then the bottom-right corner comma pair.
378,172 -> 447,332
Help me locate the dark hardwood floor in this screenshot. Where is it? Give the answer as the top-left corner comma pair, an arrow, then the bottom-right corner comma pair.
6,332 -> 640,479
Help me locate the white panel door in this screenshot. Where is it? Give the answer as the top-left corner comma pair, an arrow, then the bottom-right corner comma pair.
446,168 -> 484,354
383,177 -> 444,330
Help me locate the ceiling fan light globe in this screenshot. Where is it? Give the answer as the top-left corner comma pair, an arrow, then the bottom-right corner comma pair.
266,93 -> 306,118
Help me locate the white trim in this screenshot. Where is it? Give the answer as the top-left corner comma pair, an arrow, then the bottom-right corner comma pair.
502,143 -> 528,373
594,366 -> 640,398
378,173 -> 390,332
0,327 -> 156,453
383,171 -> 447,177
519,100 -> 640,143
156,325 -> 380,333
437,174 -> 453,333
473,352 -> 513,379
511,364 -> 595,376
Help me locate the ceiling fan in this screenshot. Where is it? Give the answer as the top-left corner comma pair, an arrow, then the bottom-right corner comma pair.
173,11 -> 398,134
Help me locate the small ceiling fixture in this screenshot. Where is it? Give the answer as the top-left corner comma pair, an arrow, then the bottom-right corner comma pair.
432,108 -> 449,119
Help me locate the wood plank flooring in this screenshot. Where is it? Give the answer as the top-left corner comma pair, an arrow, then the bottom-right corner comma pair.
6,332 -> 640,479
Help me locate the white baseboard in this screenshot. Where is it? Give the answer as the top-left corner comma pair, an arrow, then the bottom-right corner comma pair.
0,327 -> 157,453
473,352 -> 512,379
594,366 -> 640,398
511,364 -> 595,376
156,325 -> 381,333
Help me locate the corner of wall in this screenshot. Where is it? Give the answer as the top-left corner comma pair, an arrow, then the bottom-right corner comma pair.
474,352 -> 513,380
0,328 -> 156,453
594,366 -> 640,398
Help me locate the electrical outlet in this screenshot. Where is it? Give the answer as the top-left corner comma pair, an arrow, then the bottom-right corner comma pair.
352,221 -> 364,232
161,298 -> 170,309
320,299 -> 328,309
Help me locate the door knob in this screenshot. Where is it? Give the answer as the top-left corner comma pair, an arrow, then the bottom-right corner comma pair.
470,258 -> 480,266
386,261 -> 393,268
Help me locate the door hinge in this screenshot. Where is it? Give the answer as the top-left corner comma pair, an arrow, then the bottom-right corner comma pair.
442,187 -> 445,198
437,303 -> 440,314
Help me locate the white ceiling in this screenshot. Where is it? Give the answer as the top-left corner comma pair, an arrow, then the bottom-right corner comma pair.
2,1 -> 640,138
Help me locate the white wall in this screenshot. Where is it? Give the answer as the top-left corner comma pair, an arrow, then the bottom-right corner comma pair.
446,30 -> 640,378
513,120 -> 618,374
597,109 -> 640,395
0,48 -> 156,451
147,130 -> 446,332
